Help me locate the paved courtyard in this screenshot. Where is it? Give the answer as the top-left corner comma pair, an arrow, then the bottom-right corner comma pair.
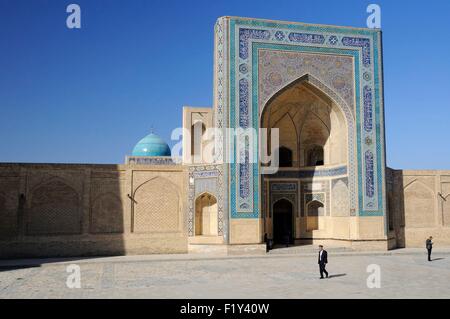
0,250 -> 449,299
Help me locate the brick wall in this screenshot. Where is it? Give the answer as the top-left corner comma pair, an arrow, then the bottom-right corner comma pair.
0,163 -> 188,259
387,168 -> 450,248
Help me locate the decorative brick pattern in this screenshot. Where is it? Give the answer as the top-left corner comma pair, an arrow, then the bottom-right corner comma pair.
90,173 -> 126,234
133,178 -> 180,233
90,192 -> 124,234
0,177 -> 20,238
27,179 -> 81,235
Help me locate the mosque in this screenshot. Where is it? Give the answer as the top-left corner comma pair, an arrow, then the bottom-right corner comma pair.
1,17 -> 449,258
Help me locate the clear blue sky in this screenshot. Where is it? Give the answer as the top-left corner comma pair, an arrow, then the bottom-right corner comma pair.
0,0 -> 449,169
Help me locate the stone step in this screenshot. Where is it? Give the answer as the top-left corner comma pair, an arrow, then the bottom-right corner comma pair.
268,245 -> 354,255
188,244 -> 267,255
188,236 -> 224,245
188,244 -> 228,254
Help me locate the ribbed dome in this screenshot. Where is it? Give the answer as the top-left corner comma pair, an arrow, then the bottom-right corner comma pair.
132,133 -> 171,157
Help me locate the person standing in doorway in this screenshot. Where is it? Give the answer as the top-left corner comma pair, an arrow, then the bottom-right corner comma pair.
426,236 -> 433,261
318,245 -> 328,279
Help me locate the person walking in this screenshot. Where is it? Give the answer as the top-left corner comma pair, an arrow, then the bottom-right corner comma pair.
426,236 -> 433,261
285,230 -> 291,247
318,245 -> 328,279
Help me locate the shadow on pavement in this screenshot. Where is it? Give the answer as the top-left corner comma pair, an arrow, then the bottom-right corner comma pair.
328,273 -> 346,279
0,256 -> 102,273
0,265 -> 41,272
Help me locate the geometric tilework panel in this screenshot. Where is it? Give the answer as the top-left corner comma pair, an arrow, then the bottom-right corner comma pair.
304,193 -> 326,216
300,181 -> 330,217
259,50 -> 355,115
331,178 -> 350,217
213,18 -> 229,239
224,17 -> 386,219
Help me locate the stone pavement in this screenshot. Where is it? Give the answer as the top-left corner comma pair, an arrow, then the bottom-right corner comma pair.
1,248 -> 449,298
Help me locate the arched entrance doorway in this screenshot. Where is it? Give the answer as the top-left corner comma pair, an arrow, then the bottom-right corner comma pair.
260,75 -> 350,242
273,199 -> 294,245
195,193 -> 218,236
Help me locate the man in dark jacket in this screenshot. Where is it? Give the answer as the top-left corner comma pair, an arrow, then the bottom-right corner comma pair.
426,236 -> 433,261
318,245 -> 328,279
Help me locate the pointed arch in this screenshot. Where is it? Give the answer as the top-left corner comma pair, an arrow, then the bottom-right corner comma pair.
260,74 -> 354,125
273,196 -> 295,208
299,109 -> 331,136
133,176 -> 181,199
194,192 -> 218,236
272,112 -> 298,165
306,200 -> 324,232
29,176 -> 79,202
403,179 -> 434,195
133,176 -> 181,233
403,180 -> 435,228
260,73 -> 356,209
27,178 -> 81,235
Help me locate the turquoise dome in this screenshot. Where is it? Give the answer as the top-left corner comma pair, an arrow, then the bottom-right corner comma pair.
132,133 -> 171,157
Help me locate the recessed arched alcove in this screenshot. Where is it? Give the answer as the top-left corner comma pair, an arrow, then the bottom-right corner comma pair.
194,193 -> 218,236
260,75 -> 351,244
260,76 -> 348,168
306,200 -> 324,232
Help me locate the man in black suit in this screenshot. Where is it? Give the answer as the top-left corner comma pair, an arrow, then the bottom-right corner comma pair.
426,236 -> 433,261
318,245 -> 328,279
